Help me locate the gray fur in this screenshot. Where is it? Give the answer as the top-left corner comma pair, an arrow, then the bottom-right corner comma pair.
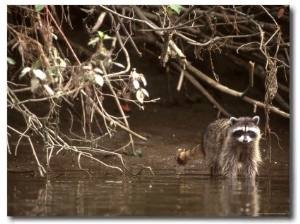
201,116 -> 262,179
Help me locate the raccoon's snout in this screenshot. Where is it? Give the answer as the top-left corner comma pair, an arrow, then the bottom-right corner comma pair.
237,135 -> 252,143
243,138 -> 250,143
242,136 -> 252,143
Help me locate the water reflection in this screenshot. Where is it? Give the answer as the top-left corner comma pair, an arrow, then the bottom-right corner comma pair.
175,176 -> 260,216
7,172 -> 289,217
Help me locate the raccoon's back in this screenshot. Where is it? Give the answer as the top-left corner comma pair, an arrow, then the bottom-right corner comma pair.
201,118 -> 230,157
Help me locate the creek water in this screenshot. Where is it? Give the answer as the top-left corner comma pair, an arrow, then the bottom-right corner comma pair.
7,169 -> 290,217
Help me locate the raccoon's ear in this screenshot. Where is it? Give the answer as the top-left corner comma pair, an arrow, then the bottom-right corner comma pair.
230,117 -> 238,125
252,116 -> 260,125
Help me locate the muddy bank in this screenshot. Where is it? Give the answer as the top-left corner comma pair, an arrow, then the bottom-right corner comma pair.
7,71 -> 290,179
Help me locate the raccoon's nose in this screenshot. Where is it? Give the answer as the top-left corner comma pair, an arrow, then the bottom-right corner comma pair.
243,137 -> 249,143
243,139 -> 248,143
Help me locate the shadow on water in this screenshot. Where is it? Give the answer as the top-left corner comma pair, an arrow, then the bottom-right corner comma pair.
7,170 -> 290,217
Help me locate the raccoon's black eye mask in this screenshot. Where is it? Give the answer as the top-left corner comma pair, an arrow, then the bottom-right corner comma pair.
232,130 -> 257,138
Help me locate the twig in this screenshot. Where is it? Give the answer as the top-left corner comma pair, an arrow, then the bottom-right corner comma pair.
189,33 -> 260,46
99,61 -> 136,152
171,62 -> 231,117
261,5 -> 279,27
185,62 -> 289,118
225,53 -> 289,94
11,87 -> 31,93
100,5 -> 159,32
46,6 -> 81,65
28,137 -> 47,177
78,151 -> 123,173
80,93 -> 87,139
7,125 -> 30,156
241,61 -> 255,97
111,6 -> 142,57
133,5 -> 187,65
90,12 -> 107,33
174,6 -> 197,25
80,89 -> 147,141
7,125 -> 46,176
176,68 -> 185,91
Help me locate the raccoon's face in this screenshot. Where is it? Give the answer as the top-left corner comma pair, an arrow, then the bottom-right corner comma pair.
229,116 -> 260,143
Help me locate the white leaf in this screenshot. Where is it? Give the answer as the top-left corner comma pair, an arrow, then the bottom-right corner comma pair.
59,59 -> 67,68
20,67 -> 31,79
103,35 -> 115,40
136,89 -> 144,104
11,41 -> 19,51
33,69 -> 47,81
94,68 -> 103,74
141,75 -> 147,86
43,84 -> 54,96
88,37 -> 100,46
51,33 -> 58,40
130,68 -> 139,79
133,80 -> 140,89
110,120 -> 116,127
94,74 -> 104,86
112,62 -> 125,69
30,78 -> 40,93
141,88 -> 149,97
97,31 -> 105,39
83,65 -> 92,70
7,57 -> 16,65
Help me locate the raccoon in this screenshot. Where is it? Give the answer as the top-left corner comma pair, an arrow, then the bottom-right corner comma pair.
177,116 -> 262,179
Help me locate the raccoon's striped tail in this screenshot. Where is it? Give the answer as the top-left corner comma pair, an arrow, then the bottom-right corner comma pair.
176,144 -> 201,166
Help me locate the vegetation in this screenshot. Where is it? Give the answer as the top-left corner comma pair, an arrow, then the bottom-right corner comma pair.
7,5 -> 289,176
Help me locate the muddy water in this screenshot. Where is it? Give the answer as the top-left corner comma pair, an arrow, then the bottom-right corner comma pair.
7,170 -> 289,217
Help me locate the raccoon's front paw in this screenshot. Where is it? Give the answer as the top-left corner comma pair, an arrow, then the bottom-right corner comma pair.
245,170 -> 257,179
176,148 -> 189,165
223,170 -> 237,179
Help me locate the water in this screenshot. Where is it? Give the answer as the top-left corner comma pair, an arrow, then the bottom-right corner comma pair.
7,170 -> 290,217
